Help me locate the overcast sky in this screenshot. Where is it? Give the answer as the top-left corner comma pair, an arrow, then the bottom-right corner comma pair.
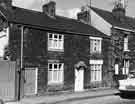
12,0 -> 135,18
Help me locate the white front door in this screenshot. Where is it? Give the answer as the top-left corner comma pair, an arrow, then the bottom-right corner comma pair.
74,68 -> 84,91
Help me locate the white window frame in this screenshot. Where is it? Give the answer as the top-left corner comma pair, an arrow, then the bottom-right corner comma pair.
89,37 -> 102,54
90,60 -> 103,82
123,35 -> 129,51
48,62 -> 64,84
48,33 -> 64,51
115,64 -> 119,75
123,60 -> 129,75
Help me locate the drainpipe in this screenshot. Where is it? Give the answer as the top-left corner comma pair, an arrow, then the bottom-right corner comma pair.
18,26 -> 24,100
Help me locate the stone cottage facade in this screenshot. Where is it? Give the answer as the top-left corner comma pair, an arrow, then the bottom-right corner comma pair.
0,0 -> 114,99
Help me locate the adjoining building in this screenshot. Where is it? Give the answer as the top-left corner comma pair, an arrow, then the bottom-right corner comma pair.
77,0 -> 135,86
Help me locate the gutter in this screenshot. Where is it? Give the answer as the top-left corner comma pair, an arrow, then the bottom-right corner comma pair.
113,26 -> 135,33
10,21 -> 109,39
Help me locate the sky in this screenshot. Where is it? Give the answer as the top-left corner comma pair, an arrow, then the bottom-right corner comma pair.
12,0 -> 135,18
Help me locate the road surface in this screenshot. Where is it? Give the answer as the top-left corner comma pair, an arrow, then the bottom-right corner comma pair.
53,93 -> 135,104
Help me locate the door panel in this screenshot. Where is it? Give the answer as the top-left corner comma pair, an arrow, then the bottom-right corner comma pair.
0,61 -> 16,101
24,68 -> 38,96
75,69 -> 84,91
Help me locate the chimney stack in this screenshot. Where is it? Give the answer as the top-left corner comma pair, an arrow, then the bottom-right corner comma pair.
112,0 -> 126,21
0,0 -> 12,8
42,1 -> 56,17
77,6 -> 91,24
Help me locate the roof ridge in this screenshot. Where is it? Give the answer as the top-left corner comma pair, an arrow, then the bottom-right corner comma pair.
56,15 -> 77,21
91,6 -> 134,19
91,6 -> 112,13
11,6 -> 85,22
0,5 -> 108,38
12,6 -> 43,15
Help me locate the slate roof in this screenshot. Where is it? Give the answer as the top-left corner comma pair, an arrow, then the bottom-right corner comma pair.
0,5 -> 108,38
91,6 -> 135,31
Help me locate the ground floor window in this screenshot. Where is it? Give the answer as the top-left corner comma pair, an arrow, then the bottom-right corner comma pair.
48,63 -> 64,84
122,60 -> 129,75
115,64 -> 119,75
90,60 -> 103,82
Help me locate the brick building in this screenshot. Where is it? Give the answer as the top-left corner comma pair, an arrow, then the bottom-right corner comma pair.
0,0 -> 112,98
77,0 -> 135,84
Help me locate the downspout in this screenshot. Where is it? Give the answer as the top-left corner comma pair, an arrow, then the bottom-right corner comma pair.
18,26 -> 24,100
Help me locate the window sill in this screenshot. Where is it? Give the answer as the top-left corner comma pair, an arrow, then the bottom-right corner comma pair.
48,82 -> 63,85
123,49 -> 130,52
91,81 -> 102,82
48,48 -> 64,52
90,52 -> 102,54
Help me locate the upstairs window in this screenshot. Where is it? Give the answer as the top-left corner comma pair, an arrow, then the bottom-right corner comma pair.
124,35 -> 128,51
48,33 -> 64,51
90,37 -> 102,54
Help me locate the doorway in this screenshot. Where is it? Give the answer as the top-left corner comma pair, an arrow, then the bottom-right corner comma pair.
74,68 -> 84,91
24,68 -> 38,96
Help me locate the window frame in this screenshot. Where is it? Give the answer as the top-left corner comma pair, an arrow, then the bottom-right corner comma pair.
48,33 -> 64,51
90,60 -> 103,82
122,60 -> 129,75
48,62 -> 64,84
123,35 -> 129,51
89,37 -> 102,54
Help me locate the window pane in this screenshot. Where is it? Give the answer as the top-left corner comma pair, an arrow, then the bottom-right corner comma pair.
48,40 -> 51,48
59,64 -> 62,69
49,33 -> 53,39
54,64 -> 57,69
49,64 -> 52,69
59,35 -> 62,40
54,34 -> 58,39
58,70 -> 62,82
48,71 -> 53,82
53,71 -> 58,81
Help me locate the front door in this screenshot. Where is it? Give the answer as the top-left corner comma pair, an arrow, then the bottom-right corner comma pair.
24,68 -> 38,96
74,68 -> 84,91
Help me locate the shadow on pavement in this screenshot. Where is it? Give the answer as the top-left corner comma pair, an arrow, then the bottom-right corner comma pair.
115,92 -> 135,99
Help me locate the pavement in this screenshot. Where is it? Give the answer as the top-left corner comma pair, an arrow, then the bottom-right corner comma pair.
5,88 -> 119,104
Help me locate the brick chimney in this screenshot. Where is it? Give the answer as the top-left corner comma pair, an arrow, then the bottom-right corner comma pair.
42,1 -> 56,17
112,0 -> 126,21
77,6 -> 91,24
